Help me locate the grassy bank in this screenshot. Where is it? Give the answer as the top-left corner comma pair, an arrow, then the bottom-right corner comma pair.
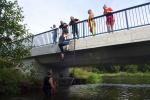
101,72 -> 150,77
70,68 -> 150,84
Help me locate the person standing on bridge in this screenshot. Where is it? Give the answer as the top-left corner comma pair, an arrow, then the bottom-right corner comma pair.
103,5 -> 115,33
59,21 -> 69,39
88,9 -> 96,36
69,16 -> 79,39
51,24 -> 58,44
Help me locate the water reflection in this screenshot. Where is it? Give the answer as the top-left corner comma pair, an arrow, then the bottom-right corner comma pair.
0,84 -> 150,100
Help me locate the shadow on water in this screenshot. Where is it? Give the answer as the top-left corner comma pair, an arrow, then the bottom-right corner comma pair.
0,84 -> 150,100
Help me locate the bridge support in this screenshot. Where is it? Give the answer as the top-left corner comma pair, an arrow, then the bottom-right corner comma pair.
23,58 -> 70,80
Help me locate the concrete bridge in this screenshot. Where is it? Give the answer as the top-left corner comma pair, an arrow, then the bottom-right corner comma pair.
23,2 -> 150,77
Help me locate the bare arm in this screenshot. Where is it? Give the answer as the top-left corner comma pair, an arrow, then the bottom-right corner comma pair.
49,78 -> 55,89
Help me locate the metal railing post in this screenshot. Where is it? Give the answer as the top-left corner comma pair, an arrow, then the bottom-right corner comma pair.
125,10 -> 129,29
31,36 -> 34,48
83,22 -> 85,38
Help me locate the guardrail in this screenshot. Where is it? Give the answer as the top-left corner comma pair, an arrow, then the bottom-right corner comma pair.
25,2 -> 150,47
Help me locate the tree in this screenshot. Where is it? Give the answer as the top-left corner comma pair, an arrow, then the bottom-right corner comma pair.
0,0 -> 32,68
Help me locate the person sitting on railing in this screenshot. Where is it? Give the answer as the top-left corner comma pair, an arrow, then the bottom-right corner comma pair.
69,16 -> 79,39
59,21 -> 69,38
58,33 -> 70,60
88,9 -> 96,36
103,4 -> 115,33
50,24 -> 58,44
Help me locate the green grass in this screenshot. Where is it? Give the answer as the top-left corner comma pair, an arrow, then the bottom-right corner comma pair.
70,68 -> 150,84
70,68 -> 102,84
101,72 -> 150,77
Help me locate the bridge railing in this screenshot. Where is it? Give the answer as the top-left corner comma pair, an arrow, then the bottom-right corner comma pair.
27,2 -> 150,48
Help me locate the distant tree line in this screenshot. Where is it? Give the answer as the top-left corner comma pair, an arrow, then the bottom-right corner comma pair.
93,64 -> 150,73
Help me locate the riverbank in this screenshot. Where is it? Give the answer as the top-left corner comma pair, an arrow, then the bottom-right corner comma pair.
70,68 -> 150,84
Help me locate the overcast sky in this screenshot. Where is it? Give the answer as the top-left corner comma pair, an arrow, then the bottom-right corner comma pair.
17,0 -> 150,34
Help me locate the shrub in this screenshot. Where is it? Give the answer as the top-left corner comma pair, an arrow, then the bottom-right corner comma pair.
0,68 -> 25,94
125,64 -> 138,73
87,73 -> 102,84
138,64 -> 150,72
69,68 -> 102,84
109,65 -> 120,73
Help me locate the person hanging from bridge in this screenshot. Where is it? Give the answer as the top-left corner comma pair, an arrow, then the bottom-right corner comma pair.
103,4 -> 115,33
59,20 -> 69,39
69,16 -> 79,39
43,70 -> 56,98
88,9 -> 96,36
58,33 -> 70,60
51,24 -> 58,44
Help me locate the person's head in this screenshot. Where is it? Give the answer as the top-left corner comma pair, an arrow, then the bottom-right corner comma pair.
103,4 -> 107,10
47,70 -> 52,77
70,16 -> 74,20
60,20 -> 63,24
88,9 -> 92,14
53,24 -> 56,28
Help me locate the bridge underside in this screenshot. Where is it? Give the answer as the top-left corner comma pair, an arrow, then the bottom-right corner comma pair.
31,40 -> 150,68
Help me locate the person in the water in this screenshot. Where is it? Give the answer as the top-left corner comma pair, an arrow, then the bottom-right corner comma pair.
43,70 -> 56,97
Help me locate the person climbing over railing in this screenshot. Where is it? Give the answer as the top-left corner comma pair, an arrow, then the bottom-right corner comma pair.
59,21 -> 69,39
58,33 -> 70,60
103,4 -> 115,33
88,9 -> 96,36
50,24 -> 58,44
69,16 -> 79,39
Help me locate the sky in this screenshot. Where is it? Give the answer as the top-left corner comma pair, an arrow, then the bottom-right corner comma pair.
16,0 -> 150,35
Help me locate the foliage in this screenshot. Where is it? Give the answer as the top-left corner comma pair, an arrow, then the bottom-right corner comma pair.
125,64 -> 138,73
70,68 -> 90,79
0,68 -> 40,95
138,64 -> 150,72
87,73 -> 102,83
106,65 -> 120,73
70,68 -> 102,84
0,68 -> 24,94
94,65 -> 121,73
0,0 -> 32,68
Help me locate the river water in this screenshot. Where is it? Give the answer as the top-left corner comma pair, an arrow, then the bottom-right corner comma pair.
0,76 -> 150,100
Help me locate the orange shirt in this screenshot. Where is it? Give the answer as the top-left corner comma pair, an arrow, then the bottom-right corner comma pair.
104,7 -> 113,14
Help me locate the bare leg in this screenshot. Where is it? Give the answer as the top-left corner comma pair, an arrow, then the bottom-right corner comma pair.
111,25 -> 114,32
107,25 -> 110,33
61,53 -> 64,60
66,45 -> 69,51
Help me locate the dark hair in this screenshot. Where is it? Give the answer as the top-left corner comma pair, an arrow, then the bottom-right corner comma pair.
47,71 -> 52,75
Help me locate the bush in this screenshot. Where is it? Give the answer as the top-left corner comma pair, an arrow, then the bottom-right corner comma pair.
138,64 -> 150,72
0,68 -> 40,95
69,68 -> 102,84
125,64 -> 138,73
109,65 -> 120,73
70,68 -> 89,79
0,68 -> 25,94
87,73 -> 102,84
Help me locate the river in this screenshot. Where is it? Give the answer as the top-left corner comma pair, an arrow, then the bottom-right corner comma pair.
0,76 -> 150,100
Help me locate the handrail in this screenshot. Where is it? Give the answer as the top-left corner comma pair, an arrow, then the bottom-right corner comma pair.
23,2 -> 150,47
31,2 -> 150,37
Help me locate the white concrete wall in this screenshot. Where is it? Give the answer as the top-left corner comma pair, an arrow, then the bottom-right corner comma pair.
31,26 -> 150,57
